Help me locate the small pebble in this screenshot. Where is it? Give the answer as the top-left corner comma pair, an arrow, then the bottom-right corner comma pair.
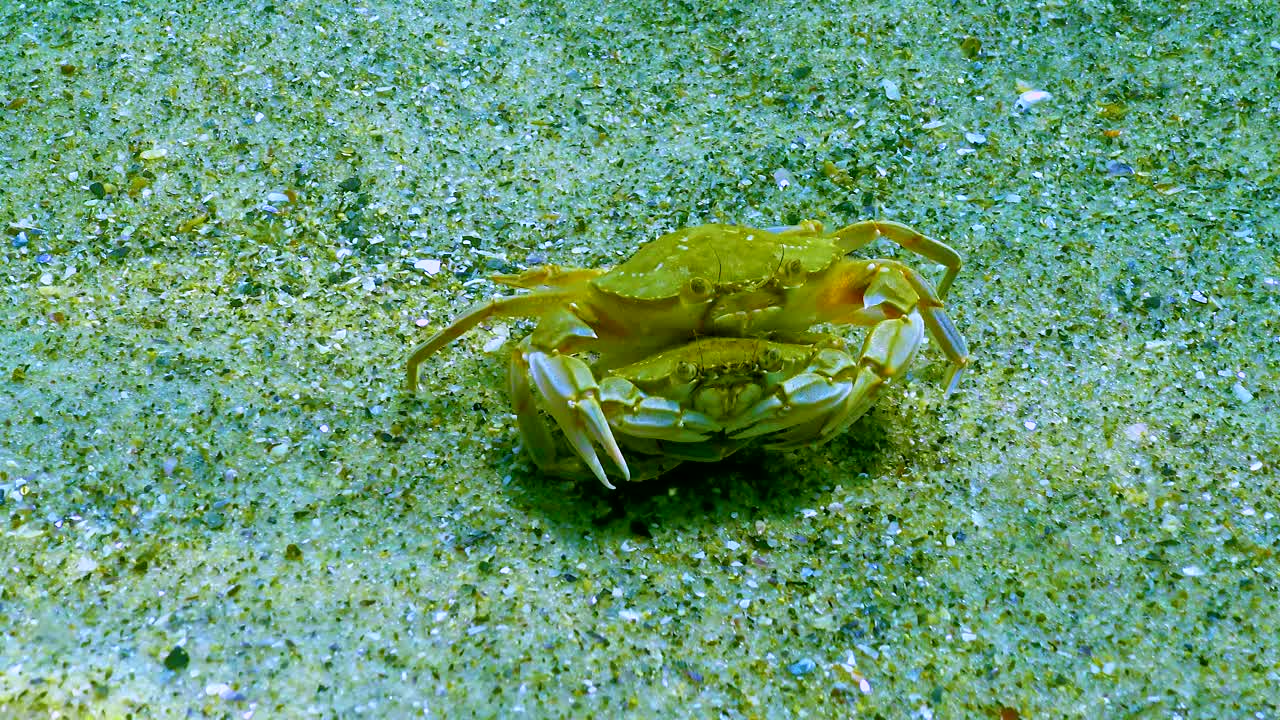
964,131 -> 987,145
787,658 -> 817,676
881,79 -> 901,101
1190,290 -> 1208,304
1231,383 -> 1253,404
37,252 -> 52,264
140,148 -> 167,160
338,177 -> 361,192
1106,160 -> 1134,176
163,646 -> 190,671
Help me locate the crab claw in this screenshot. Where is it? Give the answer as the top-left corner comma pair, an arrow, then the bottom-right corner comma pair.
525,350 -> 629,488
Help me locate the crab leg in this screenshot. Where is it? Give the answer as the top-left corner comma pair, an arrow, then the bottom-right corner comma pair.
524,347 -> 629,488
407,291 -> 569,390
491,265 -> 606,290
726,313 -> 925,442
406,288 -> 606,391
897,266 -> 969,397
831,220 -> 963,298
597,376 -> 721,442
508,348 -> 559,474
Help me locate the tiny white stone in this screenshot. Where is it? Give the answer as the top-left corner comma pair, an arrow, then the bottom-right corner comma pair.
267,192 -> 290,204
1024,420 -> 1037,431
1123,423 -> 1148,441
1015,89 -> 1052,111
413,258 -> 442,275
1231,383 -> 1253,403
1181,566 -> 1205,577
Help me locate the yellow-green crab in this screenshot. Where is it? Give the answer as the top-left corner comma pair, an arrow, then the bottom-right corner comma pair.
406,219 -> 969,486
518,332 -> 942,485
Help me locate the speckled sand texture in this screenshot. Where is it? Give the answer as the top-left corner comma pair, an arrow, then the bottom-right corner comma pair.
2,0 -> 1277,717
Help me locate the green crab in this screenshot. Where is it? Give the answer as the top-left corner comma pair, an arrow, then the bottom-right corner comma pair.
517,332 -> 937,485
407,220 -> 969,487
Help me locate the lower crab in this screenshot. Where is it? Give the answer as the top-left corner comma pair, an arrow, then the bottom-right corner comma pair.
511,312 -> 946,486
407,219 -> 969,486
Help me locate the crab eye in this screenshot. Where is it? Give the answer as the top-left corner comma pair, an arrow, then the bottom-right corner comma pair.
779,258 -> 805,286
759,347 -> 783,371
685,277 -> 712,300
675,361 -> 699,383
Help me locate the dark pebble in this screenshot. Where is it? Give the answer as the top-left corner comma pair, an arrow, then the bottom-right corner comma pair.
89,181 -> 106,199
484,257 -> 514,273
162,645 -> 190,671
338,177 -> 361,192
11,234 -> 28,249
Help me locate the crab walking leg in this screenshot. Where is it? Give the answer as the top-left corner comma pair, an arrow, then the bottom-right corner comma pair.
727,314 -> 925,441
508,348 -> 564,478
491,265 -> 606,290
827,259 -> 969,398
597,377 -> 721,442
405,291 -> 598,391
809,314 -> 927,443
897,266 -> 970,397
831,220 -> 963,298
525,349 -> 629,487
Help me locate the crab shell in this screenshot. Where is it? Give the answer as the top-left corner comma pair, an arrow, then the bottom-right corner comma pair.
407,220 -> 969,487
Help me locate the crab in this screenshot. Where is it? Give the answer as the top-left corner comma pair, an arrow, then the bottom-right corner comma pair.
406,219 -> 969,486
517,332 -> 938,485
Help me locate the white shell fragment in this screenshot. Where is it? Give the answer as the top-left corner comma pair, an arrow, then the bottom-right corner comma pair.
1015,89 -> 1052,111
414,258 -> 443,275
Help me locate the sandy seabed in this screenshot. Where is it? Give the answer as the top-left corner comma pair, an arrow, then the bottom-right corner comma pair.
2,0 -> 1277,717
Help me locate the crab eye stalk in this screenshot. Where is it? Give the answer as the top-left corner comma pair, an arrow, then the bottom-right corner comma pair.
778,258 -> 806,287
675,360 -> 699,384
759,346 -> 784,372
684,276 -> 713,302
